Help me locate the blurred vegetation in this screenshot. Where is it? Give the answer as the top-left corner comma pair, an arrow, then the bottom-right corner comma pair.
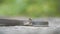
0,0 -> 59,18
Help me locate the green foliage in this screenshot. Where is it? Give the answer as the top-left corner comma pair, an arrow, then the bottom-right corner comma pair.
0,0 -> 59,17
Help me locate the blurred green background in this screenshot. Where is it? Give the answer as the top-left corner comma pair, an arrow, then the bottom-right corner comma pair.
0,0 -> 59,18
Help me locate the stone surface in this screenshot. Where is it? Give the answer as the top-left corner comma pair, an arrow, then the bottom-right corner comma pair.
0,17 -> 60,34
0,26 -> 59,34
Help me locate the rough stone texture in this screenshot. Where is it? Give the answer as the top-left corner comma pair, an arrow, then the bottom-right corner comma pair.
0,26 -> 60,34
48,18 -> 60,27
0,17 -> 60,34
